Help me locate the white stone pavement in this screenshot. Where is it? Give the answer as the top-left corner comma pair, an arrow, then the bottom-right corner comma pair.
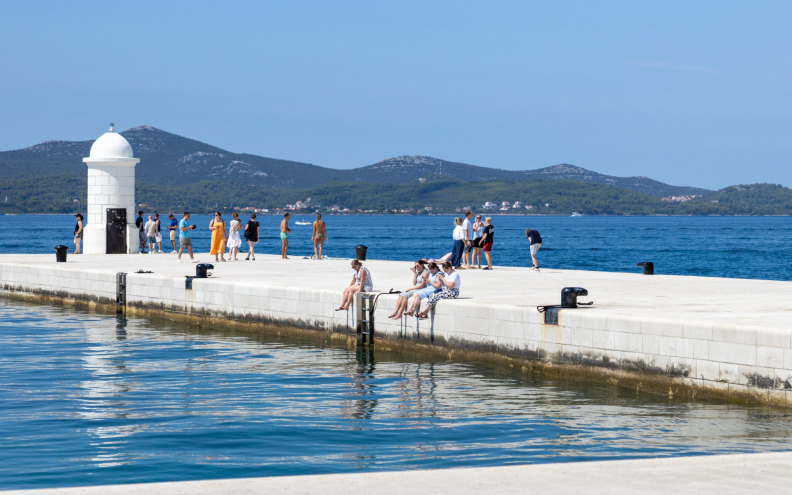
3,451 -> 792,494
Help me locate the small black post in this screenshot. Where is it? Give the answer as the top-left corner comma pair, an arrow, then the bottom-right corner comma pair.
637,261 -> 654,275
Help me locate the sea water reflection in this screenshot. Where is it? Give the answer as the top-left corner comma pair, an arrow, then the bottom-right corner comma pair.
1,299 -> 792,489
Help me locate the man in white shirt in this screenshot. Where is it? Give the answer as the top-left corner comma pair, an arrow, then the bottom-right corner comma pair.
461,210 -> 474,269
144,215 -> 157,254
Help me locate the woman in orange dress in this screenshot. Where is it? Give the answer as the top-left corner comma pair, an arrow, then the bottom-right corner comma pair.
209,212 -> 227,262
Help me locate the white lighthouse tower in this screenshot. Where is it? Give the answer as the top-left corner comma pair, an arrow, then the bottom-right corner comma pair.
82,124 -> 140,254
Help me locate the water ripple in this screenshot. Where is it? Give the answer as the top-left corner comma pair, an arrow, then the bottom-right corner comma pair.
2,299 -> 792,489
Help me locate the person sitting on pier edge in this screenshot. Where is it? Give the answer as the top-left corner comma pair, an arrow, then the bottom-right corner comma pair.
336,260 -> 373,311
389,260 -> 429,319
416,261 -> 461,319
404,262 -> 442,317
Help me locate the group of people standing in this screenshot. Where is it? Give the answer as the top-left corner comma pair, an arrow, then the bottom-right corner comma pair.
73,210 -> 543,272
207,212 -> 261,261
450,210 -> 494,270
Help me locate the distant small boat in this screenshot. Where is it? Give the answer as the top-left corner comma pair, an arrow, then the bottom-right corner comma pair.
295,217 -> 311,226
571,212 -> 583,217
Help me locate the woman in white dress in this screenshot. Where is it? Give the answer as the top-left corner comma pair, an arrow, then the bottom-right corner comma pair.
227,212 -> 242,261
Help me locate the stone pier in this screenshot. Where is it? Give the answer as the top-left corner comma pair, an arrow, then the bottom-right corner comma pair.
2,253 -> 792,406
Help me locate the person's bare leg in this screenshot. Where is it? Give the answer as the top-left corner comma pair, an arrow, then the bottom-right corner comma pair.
388,296 -> 403,318
390,296 -> 407,318
336,288 -> 350,310
485,251 -> 492,269
318,240 -> 324,260
405,294 -> 420,316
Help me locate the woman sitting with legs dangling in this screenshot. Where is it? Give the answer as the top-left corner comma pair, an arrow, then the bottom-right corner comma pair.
389,260 -> 428,319
404,262 -> 442,317
416,261 -> 461,319
336,260 -> 373,311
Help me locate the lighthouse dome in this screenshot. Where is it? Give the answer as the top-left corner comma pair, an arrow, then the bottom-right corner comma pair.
89,130 -> 134,159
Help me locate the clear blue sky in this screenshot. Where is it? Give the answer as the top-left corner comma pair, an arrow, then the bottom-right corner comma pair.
1,1 -> 790,189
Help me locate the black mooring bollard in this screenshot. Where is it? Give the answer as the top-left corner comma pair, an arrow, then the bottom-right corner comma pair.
561,287 -> 588,308
195,263 -> 215,278
637,261 -> 654,275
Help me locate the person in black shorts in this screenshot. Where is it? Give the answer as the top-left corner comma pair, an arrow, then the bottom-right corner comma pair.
526,228 -> 542,271
244,213 -> 260,260
481,217 -> 494,270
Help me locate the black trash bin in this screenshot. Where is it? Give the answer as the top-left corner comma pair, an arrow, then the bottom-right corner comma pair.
355,244 -> 368,261
55,245 -> 68,262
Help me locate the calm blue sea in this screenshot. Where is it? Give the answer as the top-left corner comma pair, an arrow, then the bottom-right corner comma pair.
2,214 -> 791,280
2,299 -> 792,490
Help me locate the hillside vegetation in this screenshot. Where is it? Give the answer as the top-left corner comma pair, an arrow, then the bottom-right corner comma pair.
2,175 -> 791,216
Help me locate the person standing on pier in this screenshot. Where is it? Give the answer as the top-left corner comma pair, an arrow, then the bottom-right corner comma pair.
135,210 -> 147,253
177,212 -> 198,263
167,214 -> 178,253
312,213 -> 327,260
280,213 -> 292,259
227,212 -> 242,261
525,228 -> 542,271
144,215 -> 157,254
450,217 -> 465,268
462,210 -> 474,269
154,213 -> 163,253
472,214 -> 484,269
244,213 -> 259,260
209,212 -> 227,262
73,214 -> 83,254
481,217 -> 494,270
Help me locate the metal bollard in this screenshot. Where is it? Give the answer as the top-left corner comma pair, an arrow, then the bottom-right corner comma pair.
637,261 -> 654,275
195,263 -> 214,278
561,287 -> 588,308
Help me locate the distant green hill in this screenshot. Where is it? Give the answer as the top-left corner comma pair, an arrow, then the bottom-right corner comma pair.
0,125 -> 710,197
1,125 -> 790,215
2,174 -> 790,216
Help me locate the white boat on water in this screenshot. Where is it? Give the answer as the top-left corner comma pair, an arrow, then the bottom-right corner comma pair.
294,217 -> 311,225
571,212 -> 583,217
